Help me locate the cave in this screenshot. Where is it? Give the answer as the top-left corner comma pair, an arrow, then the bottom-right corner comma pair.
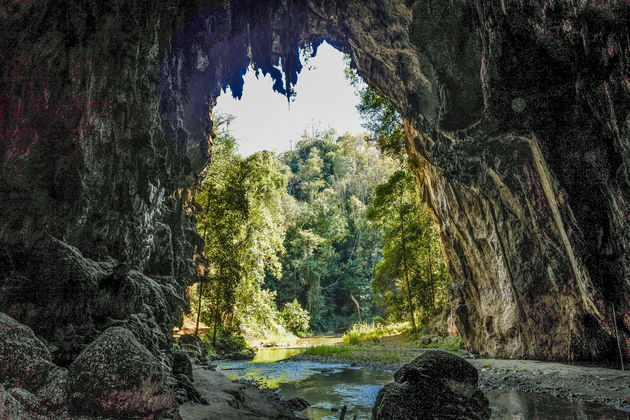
1,0 -> 629,418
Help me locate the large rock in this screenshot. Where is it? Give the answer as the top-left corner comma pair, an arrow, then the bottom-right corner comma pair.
0,385 -> 30,420
373,351 -> 490,420
0,313 -> 55,391
67,327 -> 174,418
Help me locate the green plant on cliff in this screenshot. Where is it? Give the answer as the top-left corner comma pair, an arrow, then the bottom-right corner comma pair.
345,60 -> 406,160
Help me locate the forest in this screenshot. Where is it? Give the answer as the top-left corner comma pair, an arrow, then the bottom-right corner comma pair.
186,82 -> 450,349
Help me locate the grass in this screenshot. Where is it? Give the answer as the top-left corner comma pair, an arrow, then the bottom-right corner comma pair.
425,337 -> 463,351
301,313 -> 467,365
246,331 -> 298,348
342,322 -> 411,345
304,344 -> 409,364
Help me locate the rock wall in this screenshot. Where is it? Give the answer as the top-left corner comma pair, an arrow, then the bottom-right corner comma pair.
1,1 -> 629,416
398,0 -> 630,361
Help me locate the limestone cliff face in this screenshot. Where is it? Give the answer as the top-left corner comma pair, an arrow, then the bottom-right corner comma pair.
398,1 -> 630,361
0,3 -> 628,414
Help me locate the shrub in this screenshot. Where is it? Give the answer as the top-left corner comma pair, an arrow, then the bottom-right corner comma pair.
204,327 -> 248,355
372,316 -> 385,325
280,299 -> 310,335
344,330 -> 361,345
236,289 -> 288,337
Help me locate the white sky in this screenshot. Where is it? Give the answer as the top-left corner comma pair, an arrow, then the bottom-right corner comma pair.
215,42 -> 367,156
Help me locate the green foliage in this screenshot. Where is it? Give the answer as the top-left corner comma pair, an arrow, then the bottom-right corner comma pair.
345,61 -> 406,160
342,322 -> 411,345
347,59 -> 451,334
238,289 -> 287,337
425,337 -> 463,351
304,344 -> 403,363
304,345 -> 352,357
200,334 -> 215,356
193,114 -> 291,341
267,130 -> 396,332
367,167 -> 450,328
210,327 -> 248,354
190,89 -> 452,344
280,299 -> 310,334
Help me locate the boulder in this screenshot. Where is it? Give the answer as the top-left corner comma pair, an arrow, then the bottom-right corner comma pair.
228,349 -> 255,360
0,313 -> 55,390
7,388 -> 40,413
35,368 -> 69,412
174,373 -> 206,404
286,397 -> 310,412
67,327 -> 173,418
179,333 -> 208,361
0,385 -> 29,420
172,350 -> 193,379
372,350 -> 490,420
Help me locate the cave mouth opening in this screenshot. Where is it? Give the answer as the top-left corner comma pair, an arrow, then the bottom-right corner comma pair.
154,1 -> 401,180
212,40 -> 367,157
165,5 -> 455,343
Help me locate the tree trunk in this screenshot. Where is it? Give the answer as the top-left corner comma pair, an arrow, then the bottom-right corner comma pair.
400,183 -> 417,332
196,192 -> 211,337
212,282 -> 222,347
427,240 -> 434,310
194,281 -> 203,337
350,292 -> 362,322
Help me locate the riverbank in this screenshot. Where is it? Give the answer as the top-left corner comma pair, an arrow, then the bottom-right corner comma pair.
179,364 -> 301,419
290,348 -> 630,412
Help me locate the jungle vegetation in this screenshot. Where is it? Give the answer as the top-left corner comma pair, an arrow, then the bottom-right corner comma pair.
187,79 -> 450,349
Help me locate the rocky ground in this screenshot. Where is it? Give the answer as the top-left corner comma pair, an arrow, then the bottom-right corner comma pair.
291,350 -> 630,412
178,364 -> 301,420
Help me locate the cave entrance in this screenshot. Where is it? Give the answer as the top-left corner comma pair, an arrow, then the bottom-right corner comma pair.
213,41 -> 365,157
164,3 -> 453,346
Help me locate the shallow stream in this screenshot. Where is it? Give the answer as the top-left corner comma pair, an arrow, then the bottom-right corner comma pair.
216,348 -> 630,420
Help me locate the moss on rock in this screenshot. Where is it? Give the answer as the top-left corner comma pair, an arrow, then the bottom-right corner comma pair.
0,313 -> 55,391
68,327 -> 174,418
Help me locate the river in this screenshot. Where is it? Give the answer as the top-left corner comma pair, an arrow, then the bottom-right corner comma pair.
216,347 -> 630,420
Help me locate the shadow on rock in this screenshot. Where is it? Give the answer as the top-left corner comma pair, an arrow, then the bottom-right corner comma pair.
373,350 -> 491,419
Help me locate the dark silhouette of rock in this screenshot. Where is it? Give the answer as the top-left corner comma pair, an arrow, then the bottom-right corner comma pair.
228,349 -> 256,360
286,396 -> 310,412
173,350 -> 194,379
372,351 -> 490,420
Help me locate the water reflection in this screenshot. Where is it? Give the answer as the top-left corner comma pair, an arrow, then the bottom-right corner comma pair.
252,348 -> 305,363
217,352 -> 392,419
217,348 -> 630,420
486,389 -> 630,420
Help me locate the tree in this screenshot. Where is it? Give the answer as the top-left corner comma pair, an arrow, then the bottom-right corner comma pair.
345,61 -> 406,160
267,130 -> 395,332
280,299 -> 310,335
347,59 -> 450,327
367,168 -> 449,327
193,115 -> 291,343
